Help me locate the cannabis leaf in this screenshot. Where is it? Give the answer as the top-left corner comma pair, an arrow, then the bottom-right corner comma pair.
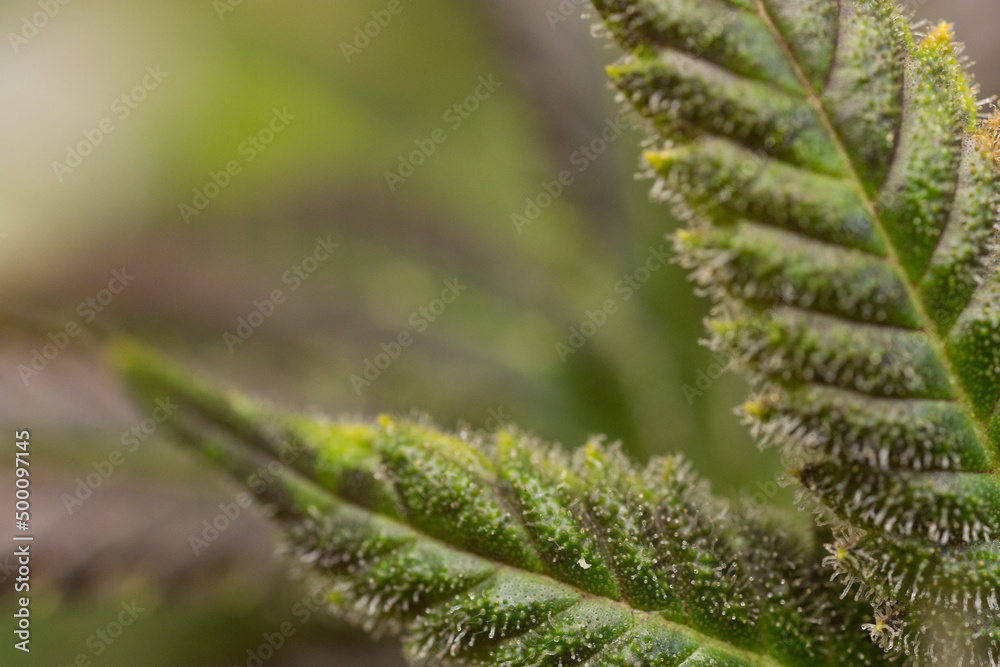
108,0 -> 1000,664
593,0 -> 1000,662
114,340 -> 891,666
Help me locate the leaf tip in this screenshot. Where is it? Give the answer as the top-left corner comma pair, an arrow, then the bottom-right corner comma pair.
642,148 -> 671,171
741,399 -> 767,419
919,21 -> 955,51
976,103 -> 1000,165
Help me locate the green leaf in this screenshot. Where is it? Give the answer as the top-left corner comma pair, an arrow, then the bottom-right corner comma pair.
593,0 -> 1000,661
112,340 -> 891,666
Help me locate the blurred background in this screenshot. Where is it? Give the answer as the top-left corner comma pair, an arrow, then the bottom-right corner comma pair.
1,0 -> 997,664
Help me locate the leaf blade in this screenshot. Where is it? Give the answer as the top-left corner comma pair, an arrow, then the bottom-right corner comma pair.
112,340 -> 892,666
594,0 -> 1000,661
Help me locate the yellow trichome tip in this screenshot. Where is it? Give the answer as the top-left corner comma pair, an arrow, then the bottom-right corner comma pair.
977,104 -> 1000,164
920,21 -> 954,51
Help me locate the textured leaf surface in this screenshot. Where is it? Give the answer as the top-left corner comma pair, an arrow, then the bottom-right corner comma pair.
593,0 -> 1000,662
114,342 -> 891,667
